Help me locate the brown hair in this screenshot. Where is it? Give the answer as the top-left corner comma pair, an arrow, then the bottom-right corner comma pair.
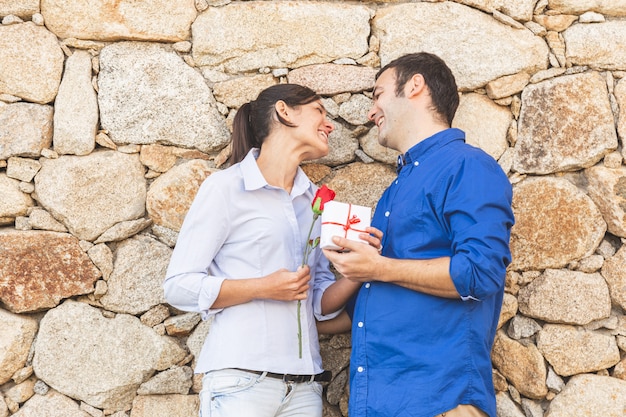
377,52 -> 459,126
228,84 -> 321,165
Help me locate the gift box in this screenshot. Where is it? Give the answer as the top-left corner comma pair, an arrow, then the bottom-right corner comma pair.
320,201 -> 371,250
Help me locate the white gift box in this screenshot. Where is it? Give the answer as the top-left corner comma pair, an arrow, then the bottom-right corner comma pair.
320,201 -> 371,250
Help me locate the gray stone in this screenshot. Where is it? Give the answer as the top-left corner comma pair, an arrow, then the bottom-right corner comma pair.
53,50 -> 98,156
33,300 -> 187,411
313,124 -> 358,167
373,2 -> 548,90
545,374 -> 626,417
514,73 -> 617,175
0,103 -> 53,159
191,2 -> 371,72
99,235 -> 172,315
34,151 -> 147,241
518,269 -> 611,325
98,42 -> 229,153
537,324 -> 620,376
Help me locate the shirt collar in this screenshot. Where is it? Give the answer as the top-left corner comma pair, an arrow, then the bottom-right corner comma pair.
398,128 -> 466,172
240,148 -> 311,197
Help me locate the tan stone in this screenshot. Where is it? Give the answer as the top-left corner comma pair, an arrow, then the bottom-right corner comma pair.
492,331 -> 548,399
147,160 -> 216,232
601,245 -> 626,310
0,309 -> 38,385
497,292 -> 518,329
34,151 -> 147,241
288,64 -> 378,95
41,0 -> 197,42
0,231 -> 100,313
129,394 -> 199,417
0,1 -> 39,18
584,165 -> 626,237
510,177 -> 606,270
0,103 -> 53,160
326,162 -> 396,209
0,174 -> 34,220
0,22 -> 64,104
139,145 -> 178,173
358,127 -> 400,165
33,300 -> 187,411
452,93 -> 511,160
485,72 -> 531,100
98,42 -> 229,153
12,390 -> 92,417
548,0 -> 626,17
53,50 -> 97,156
533,14 -> 578,32
563,21 -> 626,69
212,74 -> 277,109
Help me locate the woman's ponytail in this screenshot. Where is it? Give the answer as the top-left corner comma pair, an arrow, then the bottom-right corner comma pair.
228,102 -> 259,165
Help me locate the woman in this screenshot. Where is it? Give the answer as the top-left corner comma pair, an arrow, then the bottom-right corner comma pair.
163,84 -> 368,417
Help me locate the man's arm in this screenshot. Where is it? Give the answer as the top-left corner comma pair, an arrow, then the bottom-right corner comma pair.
323,236 -> 460,299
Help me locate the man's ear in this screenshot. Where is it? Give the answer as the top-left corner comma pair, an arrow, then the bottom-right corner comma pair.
274,100 -> 290,122
405,74 -> 426,99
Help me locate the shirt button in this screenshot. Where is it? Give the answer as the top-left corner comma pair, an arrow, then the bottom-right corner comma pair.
365,283 -> 370,288
358,321 -> 364,328
414,161 -> 419,166
385,211 -> 390,217
357,366 -> 364,373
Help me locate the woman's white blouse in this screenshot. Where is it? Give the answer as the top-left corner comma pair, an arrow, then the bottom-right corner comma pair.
163,149 -> 340,375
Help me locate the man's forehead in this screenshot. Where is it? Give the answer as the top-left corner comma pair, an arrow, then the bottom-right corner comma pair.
374,69 -> 396,89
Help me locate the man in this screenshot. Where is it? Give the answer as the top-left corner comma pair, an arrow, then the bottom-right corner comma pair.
323,52 -> 514,417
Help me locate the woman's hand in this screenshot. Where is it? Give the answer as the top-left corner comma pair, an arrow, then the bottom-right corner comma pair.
263,266 -> 311,301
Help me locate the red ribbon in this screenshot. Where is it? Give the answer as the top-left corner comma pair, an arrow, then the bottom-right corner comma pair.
322,203 -> 367,239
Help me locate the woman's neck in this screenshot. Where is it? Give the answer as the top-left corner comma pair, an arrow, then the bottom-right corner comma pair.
256,141 -> 301,193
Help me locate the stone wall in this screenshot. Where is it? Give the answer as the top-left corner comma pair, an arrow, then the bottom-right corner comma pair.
1,0 -> 626,416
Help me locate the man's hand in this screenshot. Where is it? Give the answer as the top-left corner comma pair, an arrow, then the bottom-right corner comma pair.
323,227 -> 384,283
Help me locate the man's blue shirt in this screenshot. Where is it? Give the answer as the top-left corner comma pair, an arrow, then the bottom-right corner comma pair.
349,128 -> 514,417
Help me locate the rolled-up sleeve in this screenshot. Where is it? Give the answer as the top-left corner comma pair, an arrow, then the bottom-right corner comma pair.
446,158 -> 514,301
311,247 -> 343,321
163,177 -> 230,319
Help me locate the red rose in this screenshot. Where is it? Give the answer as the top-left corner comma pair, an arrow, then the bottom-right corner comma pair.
312,184 -> 336,215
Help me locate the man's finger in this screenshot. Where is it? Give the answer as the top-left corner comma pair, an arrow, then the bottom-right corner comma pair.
331,235 -> 361,251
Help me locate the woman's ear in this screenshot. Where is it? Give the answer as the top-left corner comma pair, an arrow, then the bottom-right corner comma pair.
274,100 -> 290,123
